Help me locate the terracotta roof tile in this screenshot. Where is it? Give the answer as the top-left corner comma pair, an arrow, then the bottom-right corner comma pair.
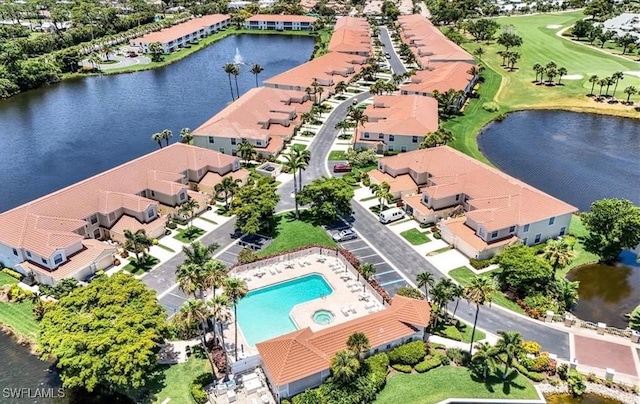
132,15 -> 229,45
440,217 -> 518,251
245,14 -> 316,23
369,170 -> 418,195
359,95 -> 438,138
401,62 -> 473,95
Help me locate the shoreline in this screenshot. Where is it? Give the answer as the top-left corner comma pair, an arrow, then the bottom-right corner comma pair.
0,323 -> 38,354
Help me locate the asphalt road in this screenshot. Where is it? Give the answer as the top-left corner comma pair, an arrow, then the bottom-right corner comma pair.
378,26 -> 407,75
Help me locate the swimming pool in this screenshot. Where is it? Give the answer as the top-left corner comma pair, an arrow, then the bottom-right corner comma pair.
236,274 -> 333,346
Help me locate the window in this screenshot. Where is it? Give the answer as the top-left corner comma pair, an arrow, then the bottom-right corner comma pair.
232,149 -> 237,156
90,215 -> 98,225
412,136 -> 418,143
455,194 -> 460,201
12,249 -> 17,256
256,141 -> 262,146
42,258 -> 48,265
401,146 -> 407,152
54,254 -> 63,265
378,133 -> 384,140
559,226 -> 566,236
534,233 -> 541,243
180,193 -> 186,201
523,224 -> 530,233
522,237 -> 527,245
509,226 -> 515,233
363,133 -> 369,139
151,190 -> 155,197
231,138 -> 236,145
26,251 -> 31,258
148,209 -> 155,219
219,148 -> 225,153
94,229 -> 101,238
548,217 -> 555,226
208,136 -> 215,144
389,135 -> 394,142
388,146 -> 394,151
490,231 -> 498,239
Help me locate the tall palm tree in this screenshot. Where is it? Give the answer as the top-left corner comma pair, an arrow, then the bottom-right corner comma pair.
359,262 -> 376,287
430,281 -> 450,328
335,120 -> 351,138
301,112 -> 314,132
532,63 -> 542,82
416,271 -> 435,301
295,148 -> 311,192
611,71 -> 624,98
151,132 -> 163,148
369,182 -> 392,213
209,293 -> 231,348
347,105 -> 368,140
473,46 -> 484,61
232,64 -> 241,100
451,283 -> 465,316
224,277 -> 248,361
123,229 -> 152,264
346,332 -> 370,362
335,80 -> 348,94
250,63 -> 264,87
624,85 -> 638,103
223,62 -> 237,101
471,341 -> 497,380
554,278 -> 580,312
180,127 -> 193,144
588,75 -> 599,95
179,197 -> 200,231
604,76 -> 616,96
237,141 -> 257,162
494,331 -> 525,379
214,177 -> 241,211
282,151 -> 302,218
597,78 -> 607,95
202,260 -> 229,300
542,238 -> 575,280
176,262 -> 205,299
557,67 -> 567,85
182,241 -> 219,267
174,299 -> 216,375
465,276 -> 496,354
330,350 -> 360,383
161,128 -> 172,147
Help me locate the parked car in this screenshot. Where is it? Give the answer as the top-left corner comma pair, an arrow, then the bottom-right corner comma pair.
333,229 -> 358,242
379,207 -> 405,224
333,163 -> 352,173
385,52 -> 391,59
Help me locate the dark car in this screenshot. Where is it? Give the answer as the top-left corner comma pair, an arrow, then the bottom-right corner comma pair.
333,164 -> 352,173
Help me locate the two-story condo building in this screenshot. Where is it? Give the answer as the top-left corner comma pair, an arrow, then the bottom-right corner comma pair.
244,14 -> 316,31
353,95 -> 439,153
370,147 -> 577,259
0,144 -> 245,285
400,61 -> 476,101
328,16 -> 372,56
257,295 -> 430,400
192,87 -> 313,158
130,14 -> 230,54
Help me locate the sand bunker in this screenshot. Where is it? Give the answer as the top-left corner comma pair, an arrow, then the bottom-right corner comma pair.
623,71 -> 640,78
546,24 -> 562,29
562,74 -> 583,80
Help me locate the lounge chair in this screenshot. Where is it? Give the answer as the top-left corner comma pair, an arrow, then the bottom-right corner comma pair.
341,306 -> 350,317
348,305 -> 357,314
269,268 -> 277,275
364,303 -> 376,311
275,265 -> 283,274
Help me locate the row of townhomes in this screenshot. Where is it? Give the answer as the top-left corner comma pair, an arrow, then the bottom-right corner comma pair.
369,146 -> 577,259
193,16 -> 372,157
130,14 -> 230,54
0,144 -> 248,285
244,14 -> 316,30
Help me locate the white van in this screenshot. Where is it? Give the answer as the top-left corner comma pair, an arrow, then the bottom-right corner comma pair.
379,207 -> 405,224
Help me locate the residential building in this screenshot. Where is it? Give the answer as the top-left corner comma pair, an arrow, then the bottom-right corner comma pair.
264,52 -> 367,96
602,13 -> 640,39
328,16 -> 372,56
400,61 -> 477,101
370,147 -> 577,259
257,295 -> 430,400
130,14 -> 230,54
229,0 -> 275,9
244,14 -> 316,31
353,95 -> 439,153
0,144 -> 243,285
192,87 -> 313,158
397,14 -> 475,68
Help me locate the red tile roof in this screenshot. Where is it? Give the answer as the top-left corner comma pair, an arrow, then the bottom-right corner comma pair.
328,17 -> 371,55
359,95 -> 438,138
132,14 -> 229,45
440,216 -> 518,251
402,62 -> 474,95
246,14 -> 316,23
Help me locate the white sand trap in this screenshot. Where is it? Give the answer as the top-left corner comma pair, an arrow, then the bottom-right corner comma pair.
546,24 -> 562,29
623,71 -> 640,78
562,74 -> 583,80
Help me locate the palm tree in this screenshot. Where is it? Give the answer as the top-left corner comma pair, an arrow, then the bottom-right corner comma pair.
597,78 -> 607,95
554,278 -> 580,312
611,71 -> 624,98
471,342 -> 497,380
330,350 -> 360,383
202,259 -> 229,300
494,331 -> 525,379
301,112 -> 314,132
430,281 -> 450,328
316,85 -> 324,102
250,63 -> 264,87
282,151 -> 302,218
624,85 -> 637,103
346,332 -> 370,361
224,277 -> 248,361
473,46 -> 484,61
416,271 -> 435,301
588,75 -> 599,96
210,294 -> 232,377
223,62 -> 237,101
182,241 -> 219,267
174,299 -> 216,375
232,64 -> 241,100
604,76 -> 615,96
359,262 -> 376,287
237,141 -> 257,162
214,177 -> 241,211
369,182 -> 392,213
334,120 -> 351,138
176,262 -> 204,299
532,63 -> 542,82
335,80 -> 348,94
451,283 -> 465,316
179,197 -> 200,231
123,229 -> 152,264
557,67 -> 567,85
465,276 -> 496,354
180,127 -> 193,144
151,132 -> 163,148
347,106 -> 368,140
295,148 -> 311,193
542,238 -> 575,280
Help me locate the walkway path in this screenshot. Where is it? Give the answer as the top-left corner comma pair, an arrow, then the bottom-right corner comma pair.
81,53 -> 151,70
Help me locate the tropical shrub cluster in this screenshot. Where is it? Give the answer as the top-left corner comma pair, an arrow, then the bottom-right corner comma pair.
387,341 -> 426,366
2,268 -> 23,280
190,373 -> 213,404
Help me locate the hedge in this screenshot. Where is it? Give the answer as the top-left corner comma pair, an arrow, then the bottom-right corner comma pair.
190,372 -> 214,404
514,363 -> 546,382
415,354 -> 445,373
387,341 -> 426,366
365,353 -> 390,390
469,258 -> 492,270
391,363 -> 413,373
439,325 -> 463,341
2,268 -> 23,280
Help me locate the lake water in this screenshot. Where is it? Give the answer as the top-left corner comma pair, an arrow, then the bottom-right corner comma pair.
0,33 -> 314,401
478,110 -> 640,211
0,34 -> 314,213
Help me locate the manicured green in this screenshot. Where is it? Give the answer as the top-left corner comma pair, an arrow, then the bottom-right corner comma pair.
0,272 -> 19,286
123,255 -> 160,275
433,322 -> 486,343
157,244 -> 176,253
291,144 -> 307,152
174,227 -> 205,243
258,214 -> 337,256
449,266 -> 526,314
148,356 -> 209,404
0,300 -> 38,341
400,229 -> 432,245
328,150 -> 347,160
375,366 -> 538,404
559,215 -> 599,276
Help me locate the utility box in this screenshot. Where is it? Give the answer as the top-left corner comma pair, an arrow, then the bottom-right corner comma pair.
597,322 -> 606,335
564,314 -> 573,327
630,330 -> 640,344
545,310 -> 554,323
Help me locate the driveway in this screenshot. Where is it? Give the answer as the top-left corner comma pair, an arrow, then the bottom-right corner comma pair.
378,26 -> 407,75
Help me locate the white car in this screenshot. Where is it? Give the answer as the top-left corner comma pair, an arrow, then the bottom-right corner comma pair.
333,229 -> 358,242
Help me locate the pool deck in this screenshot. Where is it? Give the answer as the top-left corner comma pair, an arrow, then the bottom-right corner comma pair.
222,252 -> 386,359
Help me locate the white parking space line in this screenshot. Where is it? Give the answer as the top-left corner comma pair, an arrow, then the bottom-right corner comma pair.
375,270 -> 397,276
371,262 -> 387,266
379,279 -> 406,286
348,246 -> 370,252
340,239 -> 362,246
356,253 -> 378,259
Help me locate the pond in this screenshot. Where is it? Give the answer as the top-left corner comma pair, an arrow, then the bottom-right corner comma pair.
478,110 -> 640,212
544,393 -> 624,404
566,250 -> 640,328
0,33 -> 315,213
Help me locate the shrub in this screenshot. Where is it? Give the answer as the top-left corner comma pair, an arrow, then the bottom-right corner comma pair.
446,348 -> 470,366
415,355 -> 444,373
432,232 -> 442,239
522,294 -> 559,318
514,363 -> 545,382
238,248 -> 258,264
521,340 -> 541,355
567,370 -> 587,396
396,286 -> 424,300
2,268 -> 23,281
211,347 -> 227,373
427,342 -> 446,353
152,238 -> 159,245
190,372 -> 213,404
167,222 -> 177,229
558,363 -> 569,380
365,353 -> 389,390
391,363 -> 412,373
439,325 -> 463,341
482,102 -> 500,112
5,285 -> 32,302
387,341 -> 426,366
469,258 -> 492,270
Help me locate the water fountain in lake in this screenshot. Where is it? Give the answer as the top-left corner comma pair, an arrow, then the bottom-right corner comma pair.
234,47 -> 244,65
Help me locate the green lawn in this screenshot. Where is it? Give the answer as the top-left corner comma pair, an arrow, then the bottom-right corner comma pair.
123,255 -> 160,275
0,300 -> 38,341
0,272 -> 19,286
328,150 -> 347,160
174,227 -> 205,243
432,322 -> 486,343
560,215 -> 599,276
291,144 -> 307,152
258,214 -> 337,256
400,228 -> 431,245
147,356 -> 209,404
449,266 -> 525,314
375,366 -> 538,404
